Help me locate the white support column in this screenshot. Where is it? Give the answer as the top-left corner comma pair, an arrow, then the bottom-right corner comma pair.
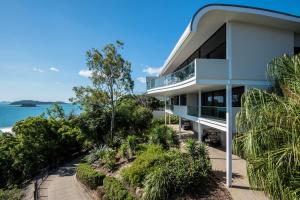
198,90 -> 202,142
164,98 -> 167,125
226,21 -> 233,188
226,84 -> 233,187
197,123 -> 203,142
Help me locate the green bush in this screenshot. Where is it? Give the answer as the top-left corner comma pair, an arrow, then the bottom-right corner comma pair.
148,124 -> 178,149
83,145 -> 109,164
169,115 -> 179,124
121,144 -> 165,187
151,117 -> 165,126
76,163 -> 105,189
103,176 -> 136,200
83,146 -> 116,171
101,148 -> 116,171
232,133 -> 246,159
185,139 -> 207,160
118,135 -> 139,160
0,187 -> 21,200
119,143 -> 129,160
143,150 -> 211,200
122,143 -> 211,200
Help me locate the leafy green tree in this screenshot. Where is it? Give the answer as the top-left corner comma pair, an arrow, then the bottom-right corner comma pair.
0,133 -> 19,187
236,54 -> 300,199
84,41 -> 134,139
46,103 -> 65,120
115,96 -> 152,136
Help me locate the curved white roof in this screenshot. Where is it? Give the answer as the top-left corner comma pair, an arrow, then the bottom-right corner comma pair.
160,4 -> 300,75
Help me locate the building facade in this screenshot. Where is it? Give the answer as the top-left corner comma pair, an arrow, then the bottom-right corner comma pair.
146,4 -> 300,187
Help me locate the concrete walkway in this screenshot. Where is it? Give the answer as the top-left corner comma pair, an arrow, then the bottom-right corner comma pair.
168,124 -> 268,200
208,147 -> 267,200
39,159 -> 91,200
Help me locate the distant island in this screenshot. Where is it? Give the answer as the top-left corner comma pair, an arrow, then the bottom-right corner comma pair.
10,100 -> 67,107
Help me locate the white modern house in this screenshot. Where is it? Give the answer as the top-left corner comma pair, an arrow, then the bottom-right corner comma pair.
146,4 -> 300,187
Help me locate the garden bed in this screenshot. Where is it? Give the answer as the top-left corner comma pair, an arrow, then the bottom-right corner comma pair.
76,123 -> 232,200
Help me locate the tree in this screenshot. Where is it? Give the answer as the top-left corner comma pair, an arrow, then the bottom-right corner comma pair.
235,54 -> 300,200
77,41 -> 134,139
46,103 -> 65,120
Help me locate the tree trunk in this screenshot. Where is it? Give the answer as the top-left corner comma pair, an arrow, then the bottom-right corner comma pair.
110,83 -> 115,140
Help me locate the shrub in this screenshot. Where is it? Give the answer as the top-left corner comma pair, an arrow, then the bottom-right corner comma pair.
0,187 -> 21,200
83,145 -> 109,164
143,150 -> 211,200
76,163 -> 105,189
103,176 -> 136,200
101,148 -> 116,171
148,124 -> 178,149
170,115 -> 179,124
126,135 -> 138,155
151,117 -> 165,126
118,135 -> 139,160
119,143 -> 129,160
185,139 -> 208,160
83,146 -> 116,171
232,133 -> 246,159
121,144 -> 165,187
235,54 -> 300,199
143,166 -> 171,200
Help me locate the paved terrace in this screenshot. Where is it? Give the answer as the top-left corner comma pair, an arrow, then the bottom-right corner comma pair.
168,124 -> 268,200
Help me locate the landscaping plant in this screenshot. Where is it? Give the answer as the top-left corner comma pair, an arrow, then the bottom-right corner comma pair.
103,176 -> 136,200
76,163 -> 106,190
148,124 -> 178,149
235,54 -> 300,200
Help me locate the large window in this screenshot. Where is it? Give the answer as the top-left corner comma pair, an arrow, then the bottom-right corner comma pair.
295,47 -> 300,55
201,86 -> 244,107
173,96 -> 179,105
180,95 -> 187,106
174,24 -> 226,72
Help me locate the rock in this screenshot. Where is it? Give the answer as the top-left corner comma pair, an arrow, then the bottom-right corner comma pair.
135,187 -> 144,198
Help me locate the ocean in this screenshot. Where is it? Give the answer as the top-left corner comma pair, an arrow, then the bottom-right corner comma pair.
0,103 -> 80,129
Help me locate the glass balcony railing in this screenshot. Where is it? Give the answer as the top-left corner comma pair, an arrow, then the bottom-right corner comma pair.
187,106 -> 199,117
147,61 -> 195,90
201,106 -> 226,120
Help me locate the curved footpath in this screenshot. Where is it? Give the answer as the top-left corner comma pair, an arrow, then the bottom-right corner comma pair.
39,159 -> 91,200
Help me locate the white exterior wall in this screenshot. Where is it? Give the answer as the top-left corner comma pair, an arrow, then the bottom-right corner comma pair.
195,59 -> 228,80
231,22 -> 294,81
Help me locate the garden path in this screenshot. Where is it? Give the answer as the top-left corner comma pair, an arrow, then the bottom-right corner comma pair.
39,159 -> 92,200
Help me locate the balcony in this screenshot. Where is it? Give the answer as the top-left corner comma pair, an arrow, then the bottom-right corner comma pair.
201,106 -> 226,120
146,59 -> 228,94
147,62 -> 195,90
187,106 -> 199,117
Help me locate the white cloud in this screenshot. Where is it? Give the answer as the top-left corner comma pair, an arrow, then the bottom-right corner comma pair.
137,77 -> 146,84
55,81 -> 61,85
50,67 -> 60,72
33,67 -> 44,73
143,65 -> 163,76
79,69 -> 92,78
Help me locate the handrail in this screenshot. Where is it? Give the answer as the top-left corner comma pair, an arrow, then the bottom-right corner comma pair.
187,105 -> 199,117
147,61 -> 195,90
201,106 -> 226,120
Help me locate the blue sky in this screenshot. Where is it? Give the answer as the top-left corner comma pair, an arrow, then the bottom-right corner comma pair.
0,0 -> 299,102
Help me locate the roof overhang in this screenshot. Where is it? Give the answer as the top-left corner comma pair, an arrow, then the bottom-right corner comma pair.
160,4 -> 300,76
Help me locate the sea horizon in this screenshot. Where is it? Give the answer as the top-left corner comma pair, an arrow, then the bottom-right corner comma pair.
0,102 -> 80,129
